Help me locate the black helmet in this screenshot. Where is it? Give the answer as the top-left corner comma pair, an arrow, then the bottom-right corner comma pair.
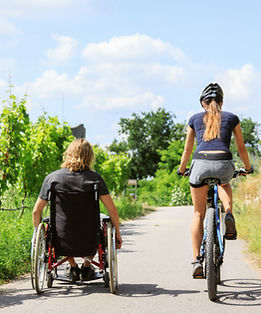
199,83 -> 223,104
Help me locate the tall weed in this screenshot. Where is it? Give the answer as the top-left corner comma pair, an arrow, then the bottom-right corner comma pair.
234,167 -> 261,266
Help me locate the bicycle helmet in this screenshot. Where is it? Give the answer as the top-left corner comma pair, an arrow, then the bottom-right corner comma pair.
199,83 -> 223,104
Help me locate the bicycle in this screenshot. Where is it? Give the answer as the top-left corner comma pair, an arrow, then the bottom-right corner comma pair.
178,167 -> 253,301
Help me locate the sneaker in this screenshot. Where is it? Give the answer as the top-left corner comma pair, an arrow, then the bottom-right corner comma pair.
64,265 -> 80,283
224,212 -> 237,240
80,264 -> 95,281
192,256 -> 203,279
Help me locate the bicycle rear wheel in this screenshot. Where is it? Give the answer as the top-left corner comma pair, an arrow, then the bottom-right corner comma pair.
205,207 -> 218,301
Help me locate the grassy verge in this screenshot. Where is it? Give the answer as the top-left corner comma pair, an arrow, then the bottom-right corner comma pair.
233,168 -> 261,267
0,199 -> 35,285
0,193 -> 152,284
100,194 -> 153,221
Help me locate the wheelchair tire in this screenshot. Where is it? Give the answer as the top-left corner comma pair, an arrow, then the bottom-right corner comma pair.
104,271 -> 109,288
107,222 -> 118,294
30,229 -> 37,289
47,272 -> 54,288
34,222 -> 47,294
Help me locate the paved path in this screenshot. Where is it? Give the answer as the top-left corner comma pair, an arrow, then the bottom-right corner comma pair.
1,206 -> 261,313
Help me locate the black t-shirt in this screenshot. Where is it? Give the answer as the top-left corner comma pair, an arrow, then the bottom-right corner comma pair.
39,168 -> 109,200
188,111 -> 239,152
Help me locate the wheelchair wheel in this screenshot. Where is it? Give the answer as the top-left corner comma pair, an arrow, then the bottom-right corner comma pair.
107,222 -> 118,294
30,229 -> 37,289
33,222 -> 47,294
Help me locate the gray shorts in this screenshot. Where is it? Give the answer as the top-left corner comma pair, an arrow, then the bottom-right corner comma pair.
189,159 -> 235,187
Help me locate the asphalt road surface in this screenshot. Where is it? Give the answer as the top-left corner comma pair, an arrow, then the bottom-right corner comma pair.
1,206 -> 261,314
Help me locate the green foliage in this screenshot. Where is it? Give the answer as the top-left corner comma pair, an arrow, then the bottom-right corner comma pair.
100,194 -> 149,220
138,140 -> 192,206
234,165 -> 261,266
22,114 -> 74,195
0,94 -> 30,198
0,194 -> 35,284
93,146 -> 131,194
108,139 -> 128,154
230,117 -> 260,159
117,107 -> 184,179
0,91 -> 74,202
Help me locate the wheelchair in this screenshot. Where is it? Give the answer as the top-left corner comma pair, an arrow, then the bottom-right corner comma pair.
31,182 -> 118,294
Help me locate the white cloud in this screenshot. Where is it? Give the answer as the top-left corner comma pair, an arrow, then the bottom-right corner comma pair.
46,35 -> 78,63
82,33 -> 187,62
78,92 -> 164,110
16,70 -> 82,101
0,18 -> 20,35
215,64 -> 260,101
12,34 -> 261,126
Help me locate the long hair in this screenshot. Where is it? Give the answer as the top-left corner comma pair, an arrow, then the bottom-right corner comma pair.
61,138 -> 94,172
203,99 -> 221,141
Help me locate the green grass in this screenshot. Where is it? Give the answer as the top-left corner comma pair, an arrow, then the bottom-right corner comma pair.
0,205 -> 34,284
233,168 -> 261,267
100,194 -> 153,221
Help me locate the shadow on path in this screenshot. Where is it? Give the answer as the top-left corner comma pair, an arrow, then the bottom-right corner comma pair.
0,279 -> 200,309
216,278 -> 261,306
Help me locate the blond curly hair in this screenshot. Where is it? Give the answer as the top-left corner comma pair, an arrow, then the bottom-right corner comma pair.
61,139 -> 94,172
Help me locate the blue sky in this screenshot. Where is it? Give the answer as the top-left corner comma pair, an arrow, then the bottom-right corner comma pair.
1,0 -> 261,145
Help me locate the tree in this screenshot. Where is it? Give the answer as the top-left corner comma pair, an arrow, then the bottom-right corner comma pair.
117,108 -> 183,179
23,113 -> 74,195
93,146 -> 130,194
0,90 -> 74,206
230,117 -> 260,158
0,93 -> 30,199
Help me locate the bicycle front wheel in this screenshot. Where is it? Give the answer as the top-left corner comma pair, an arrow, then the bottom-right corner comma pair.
205,207 -> 218,301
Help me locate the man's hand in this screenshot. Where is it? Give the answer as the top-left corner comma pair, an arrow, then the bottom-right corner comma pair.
116,233 -> 123,249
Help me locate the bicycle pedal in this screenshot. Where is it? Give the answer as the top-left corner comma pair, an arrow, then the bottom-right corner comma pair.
224,233 -> 237,240
193,274 -> 204,279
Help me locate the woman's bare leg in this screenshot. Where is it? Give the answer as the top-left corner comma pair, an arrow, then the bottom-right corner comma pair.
218,183 -> 232,213
190,185 -> 209,261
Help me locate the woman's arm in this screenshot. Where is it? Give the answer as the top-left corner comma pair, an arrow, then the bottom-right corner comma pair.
178,126 -> 195,173
233,123 -> 251,171
32,198 -> 47,227
100,194 -> 122,249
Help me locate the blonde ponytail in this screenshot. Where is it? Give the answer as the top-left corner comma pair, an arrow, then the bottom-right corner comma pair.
203,100 -> 221,141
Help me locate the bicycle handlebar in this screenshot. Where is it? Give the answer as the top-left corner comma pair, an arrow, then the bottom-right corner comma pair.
177,166 -> 254,178
233,166 -> 254,177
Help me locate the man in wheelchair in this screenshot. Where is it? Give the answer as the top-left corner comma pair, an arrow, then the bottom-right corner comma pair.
32,138 -> 122,284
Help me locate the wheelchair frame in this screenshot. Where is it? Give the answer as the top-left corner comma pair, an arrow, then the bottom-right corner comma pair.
31,186 -> 118,294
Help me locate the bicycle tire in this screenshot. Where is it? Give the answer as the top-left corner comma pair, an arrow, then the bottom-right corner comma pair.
205,207 -> 217,301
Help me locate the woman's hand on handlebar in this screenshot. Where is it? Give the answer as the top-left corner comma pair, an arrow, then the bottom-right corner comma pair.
177,168 -> 190,177
234,166 -> 254,177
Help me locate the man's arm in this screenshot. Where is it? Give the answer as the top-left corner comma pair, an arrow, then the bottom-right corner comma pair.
100,194 -> 122,249
32,198 -> 47,227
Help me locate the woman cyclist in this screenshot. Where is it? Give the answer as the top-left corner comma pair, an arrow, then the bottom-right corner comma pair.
178,83 -> 253,278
